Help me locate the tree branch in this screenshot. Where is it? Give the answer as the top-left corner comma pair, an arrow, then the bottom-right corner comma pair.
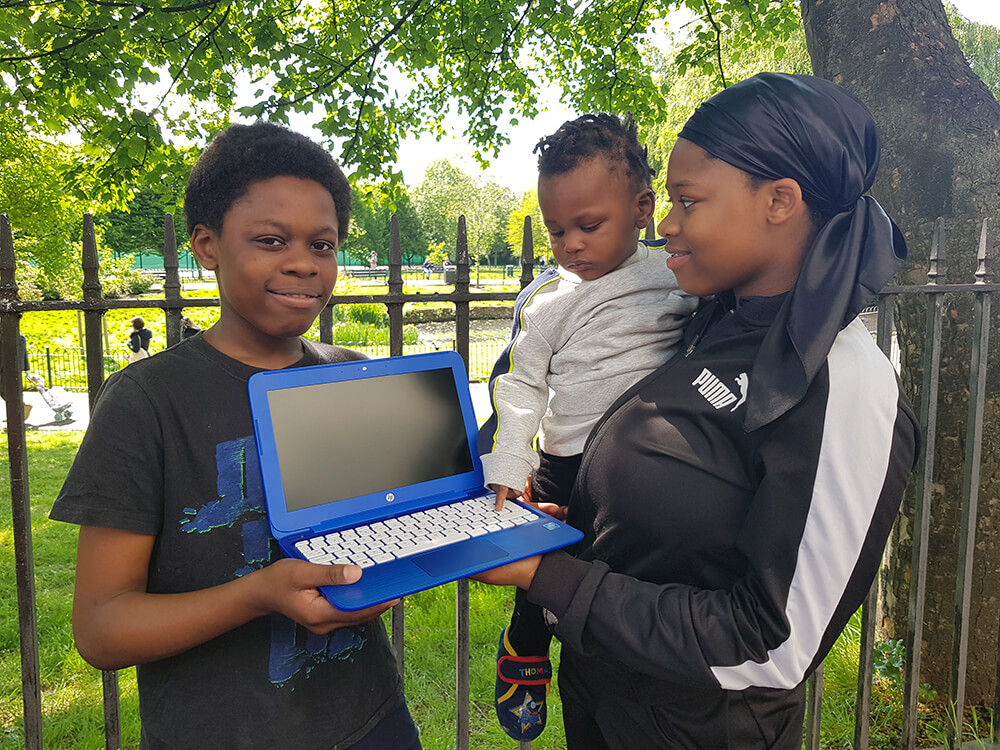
162,1 -> 221,13
152,5 -> 231,114
700,0 -> 727,87
267,0 -> 426,111
0,26 -> 104,63
343,44 -> 380,162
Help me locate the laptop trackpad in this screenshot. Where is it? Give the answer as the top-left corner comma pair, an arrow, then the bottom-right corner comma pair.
413,539 -> 508,578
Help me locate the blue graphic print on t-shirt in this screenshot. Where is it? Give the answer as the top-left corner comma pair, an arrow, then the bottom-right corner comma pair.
180,436 -> 265,532
179,435 -> 369,687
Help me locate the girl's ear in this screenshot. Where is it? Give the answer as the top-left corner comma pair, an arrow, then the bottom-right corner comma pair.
190,225 -> 220,271
633,187 -> 656,228
766,178 -> 806,225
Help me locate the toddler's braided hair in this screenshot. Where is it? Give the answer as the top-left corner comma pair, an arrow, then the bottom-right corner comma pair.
533,113 -> 652,193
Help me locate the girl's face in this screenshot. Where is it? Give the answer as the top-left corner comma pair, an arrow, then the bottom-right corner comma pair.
658,138 -> 804,298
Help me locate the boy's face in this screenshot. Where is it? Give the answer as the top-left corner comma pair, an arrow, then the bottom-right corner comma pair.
658,138 -> 804,298
538,156 -> 653,281
191,176 -> 339,354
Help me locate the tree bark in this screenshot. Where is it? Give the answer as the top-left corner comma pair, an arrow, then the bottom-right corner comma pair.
802,0 -> 1000,708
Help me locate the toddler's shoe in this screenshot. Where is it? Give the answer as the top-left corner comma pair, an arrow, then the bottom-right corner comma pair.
494,627 -> 552,742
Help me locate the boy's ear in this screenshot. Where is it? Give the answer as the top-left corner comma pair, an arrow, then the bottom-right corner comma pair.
189,225 -> 220,271
766,178 -> 806,225
633,187 -> 656,228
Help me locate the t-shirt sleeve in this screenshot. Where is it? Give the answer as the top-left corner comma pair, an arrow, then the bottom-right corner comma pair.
50,372 -> 165,535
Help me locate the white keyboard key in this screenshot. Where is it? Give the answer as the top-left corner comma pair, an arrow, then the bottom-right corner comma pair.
293,494 -> 544,569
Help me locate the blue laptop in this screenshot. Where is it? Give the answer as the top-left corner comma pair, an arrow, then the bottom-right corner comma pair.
248,350 -> 583,611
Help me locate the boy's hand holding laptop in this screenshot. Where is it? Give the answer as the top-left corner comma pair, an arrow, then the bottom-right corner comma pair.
250,557 -> 400,632
249,350 -> 582,611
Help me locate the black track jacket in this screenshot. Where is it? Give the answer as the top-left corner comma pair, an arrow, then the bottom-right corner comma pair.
527,293 -> 919,748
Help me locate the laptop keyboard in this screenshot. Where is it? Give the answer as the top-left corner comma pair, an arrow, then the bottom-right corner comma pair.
294,495 -> 538,568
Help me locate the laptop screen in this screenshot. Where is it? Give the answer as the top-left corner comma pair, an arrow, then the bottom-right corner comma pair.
266,367 -> 475,512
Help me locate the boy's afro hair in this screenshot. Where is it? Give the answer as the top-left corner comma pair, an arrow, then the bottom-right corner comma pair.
184,122 -> 351,241
533,113 -> 652,192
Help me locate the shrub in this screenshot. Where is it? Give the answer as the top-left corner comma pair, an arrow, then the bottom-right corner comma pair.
332,302 -> 388,326
99,252 -> 155,298
332,321 -> 419,345
103,354 -> 123,376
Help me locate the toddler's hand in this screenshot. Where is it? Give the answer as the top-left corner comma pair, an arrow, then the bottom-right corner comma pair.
489,483 -> 520,511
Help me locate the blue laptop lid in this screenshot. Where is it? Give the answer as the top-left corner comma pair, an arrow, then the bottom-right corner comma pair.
248,350 -> 485,537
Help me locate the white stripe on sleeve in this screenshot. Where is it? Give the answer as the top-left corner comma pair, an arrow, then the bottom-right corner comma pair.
710,320 -> 900,690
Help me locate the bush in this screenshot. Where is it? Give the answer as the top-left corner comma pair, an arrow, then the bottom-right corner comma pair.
99,252 -> 155,298
332,321 -> 419,345
103,354 -> 124,377
12,260 -> 49,301
336,302 -> 387,326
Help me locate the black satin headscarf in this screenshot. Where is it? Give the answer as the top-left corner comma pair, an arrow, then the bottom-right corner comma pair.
678,72 -> 907,431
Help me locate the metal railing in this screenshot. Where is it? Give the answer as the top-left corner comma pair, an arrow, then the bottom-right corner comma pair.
2,211 -> 998,749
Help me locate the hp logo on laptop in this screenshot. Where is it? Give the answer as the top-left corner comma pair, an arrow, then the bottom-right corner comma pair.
386,493 -> 395,502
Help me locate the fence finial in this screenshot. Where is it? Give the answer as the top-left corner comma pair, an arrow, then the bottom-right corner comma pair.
456,215 -> 469,272
81,213 -> 101,301
520,215 -> 534,290
163,213 -> 181,297
974,218 -> 990,284
0,214 -> 18,303
388,214 -> 403,291
927,218 -> 946,285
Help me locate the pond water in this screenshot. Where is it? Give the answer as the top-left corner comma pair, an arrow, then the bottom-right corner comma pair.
414,318 -> 512,346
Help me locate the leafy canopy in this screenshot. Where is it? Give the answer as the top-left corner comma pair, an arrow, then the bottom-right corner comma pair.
947,7 -> 1000,95
97,188 -> 188,258
0,0 -> 801,201
345,183 -> 427,264
413,159 -> 516,264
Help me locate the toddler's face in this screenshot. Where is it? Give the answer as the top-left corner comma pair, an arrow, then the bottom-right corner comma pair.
538,156 -> 652,281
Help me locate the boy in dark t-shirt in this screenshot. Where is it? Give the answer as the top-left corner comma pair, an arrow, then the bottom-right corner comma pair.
50,123 -> 421,749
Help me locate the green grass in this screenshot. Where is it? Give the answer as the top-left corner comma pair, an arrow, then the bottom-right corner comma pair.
396,583 -> 568,749
0,432 -> 565,749
10,434 -> 988,749
0,432 -> 140,750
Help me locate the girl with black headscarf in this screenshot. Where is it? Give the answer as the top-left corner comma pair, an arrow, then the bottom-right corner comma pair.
474,73 -> 920,748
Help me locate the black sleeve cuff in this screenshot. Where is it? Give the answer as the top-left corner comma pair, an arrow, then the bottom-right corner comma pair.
526,550 -> 611,651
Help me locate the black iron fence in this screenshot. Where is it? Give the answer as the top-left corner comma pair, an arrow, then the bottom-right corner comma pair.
1,211 -> 998,750
19,340 -> 508,392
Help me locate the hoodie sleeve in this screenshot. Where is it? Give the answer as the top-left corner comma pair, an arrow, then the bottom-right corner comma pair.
477,305 -> 556,491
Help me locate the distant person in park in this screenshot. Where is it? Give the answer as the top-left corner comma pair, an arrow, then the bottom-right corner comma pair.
181,316 -> 201,339
50,122 -> 420,749
127,316 -> 152,363
0,331 -> 32,422
422,257 -> 434,279
476,113 -> 696,742
369,250 -> 378,269
473,73 -> 920,749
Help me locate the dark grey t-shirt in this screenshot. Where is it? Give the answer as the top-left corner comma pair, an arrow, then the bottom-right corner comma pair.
51,335 -> 402,750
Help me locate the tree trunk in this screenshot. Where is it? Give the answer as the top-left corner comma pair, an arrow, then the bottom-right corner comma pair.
802,0 -> 1000,708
